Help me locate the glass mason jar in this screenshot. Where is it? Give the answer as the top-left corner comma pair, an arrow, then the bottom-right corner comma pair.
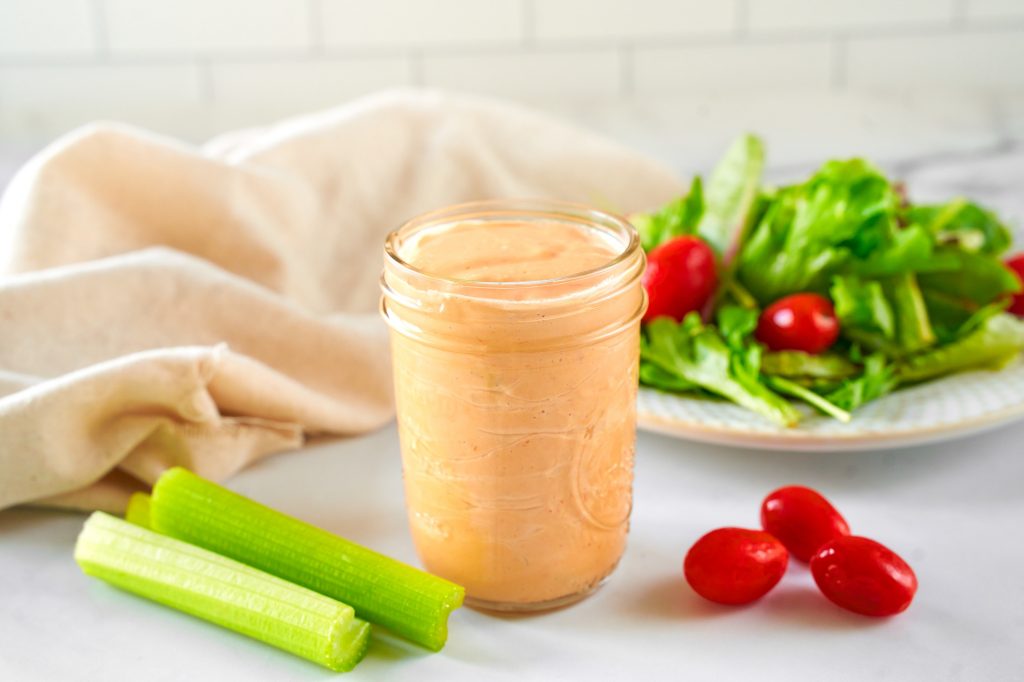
380,200 -> 646,612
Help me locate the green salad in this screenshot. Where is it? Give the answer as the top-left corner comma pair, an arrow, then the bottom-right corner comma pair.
634,135 -> 1024,427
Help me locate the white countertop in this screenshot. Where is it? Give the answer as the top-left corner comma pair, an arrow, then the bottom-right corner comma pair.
2,420 -> 1023,681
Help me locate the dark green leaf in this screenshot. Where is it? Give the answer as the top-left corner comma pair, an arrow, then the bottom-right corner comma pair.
736,159 -> 901,303
824,353 -> 897,412
716,305 -> 759,349
633,176 -> 705,252
903,198 -> 1013,256
639,359 -> 697,392
831,275 -> 896,340
843,224 -> 960,277
918,247 -> 1022,307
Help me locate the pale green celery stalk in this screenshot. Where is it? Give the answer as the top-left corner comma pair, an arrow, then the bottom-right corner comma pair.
151,468 -> 464,652
766,376 -> 852,423
125,492 -> 151,528
75,512 -> 370,672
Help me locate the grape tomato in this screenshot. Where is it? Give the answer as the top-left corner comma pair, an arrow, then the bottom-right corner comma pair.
810,535 -> 917,617
683,527 -> 789,605
761,485 -> 851,563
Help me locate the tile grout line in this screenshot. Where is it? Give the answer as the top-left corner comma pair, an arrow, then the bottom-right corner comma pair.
734,0 -> 750,39
990,93 -> 1010,144
2,21 -> 1024,69
90,0 -> 109,60
952,0 -> 969,27
522,0 -> 535,46
831,34 -> 848,91
198,58 -> 215,104
410,49 -> 425,87
619,45 -> 634,97
307,0 -> 324,55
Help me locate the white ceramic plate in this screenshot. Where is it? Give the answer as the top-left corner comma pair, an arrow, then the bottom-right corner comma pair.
637,357 -> 1024,451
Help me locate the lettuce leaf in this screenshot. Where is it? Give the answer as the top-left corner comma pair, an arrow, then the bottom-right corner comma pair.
716,304 -> 759,348
761,351 -> 860,380
823,353 -> 897,412
633,134 -> 766,258
696,133 -> 765,259
766,376 -> 852,423
831,275 -> 896,340
736,159 -> 901,303
918,247 -> 1022,307
641,313 -> 801,426
633,176 -> 704,252
639,360 -> 697,392
884,273 -> 936,352
636,134 -> 1024,424
897,313 -> 1024,383
903,198 -> 1013,256
844,224 -> 960,277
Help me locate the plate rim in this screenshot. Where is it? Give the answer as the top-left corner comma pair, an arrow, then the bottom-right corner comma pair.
637,385 -> 1024,451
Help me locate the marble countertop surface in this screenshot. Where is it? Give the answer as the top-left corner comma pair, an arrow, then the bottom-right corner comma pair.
3,420 -> 1024,681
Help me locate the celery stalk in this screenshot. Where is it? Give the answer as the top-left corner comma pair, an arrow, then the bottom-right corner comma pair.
125,492 -> 151,528
151,468 -> 464,652
75,512 -> 370,672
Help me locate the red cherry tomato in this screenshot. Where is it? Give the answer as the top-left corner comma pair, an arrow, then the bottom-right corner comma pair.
755,293 -> 840,354
642,236 -> 718,323
810,535 -> 917,617
761,486 -> 851,563
683,527 -> 789,605
1007,254 -> 1024,317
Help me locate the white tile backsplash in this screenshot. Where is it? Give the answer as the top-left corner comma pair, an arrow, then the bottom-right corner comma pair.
999,93 -> 1024,139
104,0 -> 310,53
0,64 -> 204,140
550,92 -> 1002,176
533,0 -> 735,41
422,49 -> 620,99
847,31 -> 1024,90
319,0 -> 524,49
965,0 -> 1024,21
0,64 -> 203,109
747,0 -> 956,33
634,42 -> 833,95
0,0 -> 96,57
0,1 -> 1022,147
210,58 -> 414,116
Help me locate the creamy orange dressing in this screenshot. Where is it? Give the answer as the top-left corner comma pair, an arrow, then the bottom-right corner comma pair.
383,207 -> 645,609
401,220 -> 621,282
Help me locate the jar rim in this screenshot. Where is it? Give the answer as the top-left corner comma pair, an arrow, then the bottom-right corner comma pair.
383,198 -> 641,290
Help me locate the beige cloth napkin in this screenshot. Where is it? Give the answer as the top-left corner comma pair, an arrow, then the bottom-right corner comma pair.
0,89 -> 684,513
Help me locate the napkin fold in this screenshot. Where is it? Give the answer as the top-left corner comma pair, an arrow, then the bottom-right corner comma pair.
0,89 -> 684,512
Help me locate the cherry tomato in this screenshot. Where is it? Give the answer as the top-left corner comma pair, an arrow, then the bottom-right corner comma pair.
642,236 -> 718,323
683,527 -> 789,605
761,485 -> 851,563
810,535 -> 917,617
1006,254 -> 1024,317
755,293 -> 840,354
